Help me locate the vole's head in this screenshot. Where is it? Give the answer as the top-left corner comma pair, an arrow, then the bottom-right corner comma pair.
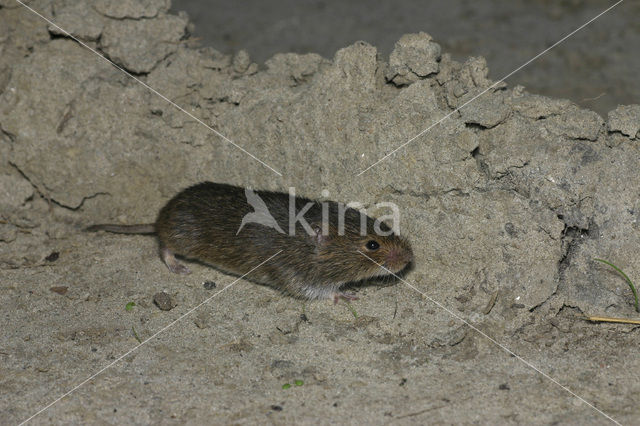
310,208 -> 413,283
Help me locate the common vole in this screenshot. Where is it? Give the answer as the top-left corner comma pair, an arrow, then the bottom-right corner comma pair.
87,182 -> 413,301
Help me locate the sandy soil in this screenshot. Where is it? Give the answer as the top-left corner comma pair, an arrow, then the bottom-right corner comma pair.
1,0 -> 639,424
172,0 -> 640,117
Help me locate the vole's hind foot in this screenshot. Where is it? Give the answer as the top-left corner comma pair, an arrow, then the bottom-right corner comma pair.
333,291 -> 359,304
161,247 -> 191,275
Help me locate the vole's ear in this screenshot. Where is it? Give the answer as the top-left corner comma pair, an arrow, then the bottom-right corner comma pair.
309,221 -> 332,247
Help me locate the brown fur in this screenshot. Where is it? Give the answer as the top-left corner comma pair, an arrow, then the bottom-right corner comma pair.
87,182 -> 413,300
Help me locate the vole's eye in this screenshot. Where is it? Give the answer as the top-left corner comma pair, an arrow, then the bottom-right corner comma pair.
365,240 -> 380,251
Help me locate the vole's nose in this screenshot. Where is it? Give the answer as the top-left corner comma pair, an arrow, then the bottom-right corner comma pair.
386,247 -> 413,270
401,248 -> 414,265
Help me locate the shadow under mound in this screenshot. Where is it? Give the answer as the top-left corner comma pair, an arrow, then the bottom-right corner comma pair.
342,261 -> 415,293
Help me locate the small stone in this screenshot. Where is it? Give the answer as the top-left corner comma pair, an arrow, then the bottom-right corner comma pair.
203,281 -> 217,290
45,251 -> 60,262
504,223 -> 517,237
153,291 -> 175,311
50,286 -> 68,295
499,383 -> 510,390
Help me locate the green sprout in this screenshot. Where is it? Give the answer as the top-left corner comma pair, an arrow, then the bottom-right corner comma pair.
125,302 -> 136,311
594,259 -> 639,313
282,383 -> 291,390
294,380 -> 304,386
344,301 -> 358,319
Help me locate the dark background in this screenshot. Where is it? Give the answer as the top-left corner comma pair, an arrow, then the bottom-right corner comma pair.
171,0 -> 639,116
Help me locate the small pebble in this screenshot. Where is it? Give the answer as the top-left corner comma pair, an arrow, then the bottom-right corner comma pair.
270,405 -> 283,411
203,281 -> 217,290
45,252 -> 59,262
153,291 -> 175,311
50,286 -> 68,295
499,383 -> 510,390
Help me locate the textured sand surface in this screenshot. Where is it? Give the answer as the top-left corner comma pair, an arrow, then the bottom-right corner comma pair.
1,1 -> 639,424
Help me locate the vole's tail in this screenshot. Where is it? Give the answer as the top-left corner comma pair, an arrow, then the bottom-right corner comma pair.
85,224 -> 156,234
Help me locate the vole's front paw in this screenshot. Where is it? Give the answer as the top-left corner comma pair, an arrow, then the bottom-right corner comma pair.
333,291 -> 359,304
